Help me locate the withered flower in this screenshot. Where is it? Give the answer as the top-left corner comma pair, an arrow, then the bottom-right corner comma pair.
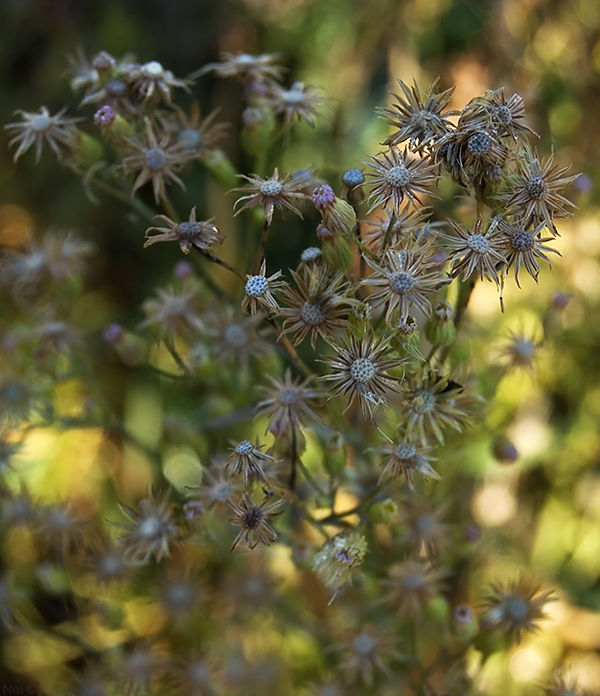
332,625 -> 400,686
362,241 -> 449,324
497,219 -> 559,287
378,438 -> 440,490
267,81 -> 324,128
399,496 -> 450,555
378,78 -> 457,151
144,207 -> 223,254
257,370 -> 321,436
142,286 -> 204,337
459,88 -> 537,141
163,103 -> 226,158
383,559 -> 446,617
204,308 -> 270,366
280,267 -> 352,347
5,106 -> 80,163
444,217 -> 507,285
436,127 -> 507,188
123,119 -> 195,202
401,371 -> 474,444
227,492 -> 284,551
201,52 -> 284,84
481,577 -> 554,642
241,259 -> 286,315
233,168 -> 307,225
361,205 -> 431,251
498,147 -> 579,235
226,440 -> 276,485
122,60 -> 190,104
114,495 -> 179,564
321,332 -> 404,418
365,147 -> 439,212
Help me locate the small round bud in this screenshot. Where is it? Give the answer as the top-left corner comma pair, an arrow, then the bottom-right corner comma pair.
94,105 -> 116,127
368,499 -> 398,524
92,51 -> 115,71
424,596 -> 450,623
300,246 -> 322,263
492,437 -> 519,464
102,324 -> 124,344
312,184 -> 336,211
174,260 -> 194,281
551,291 -> 571,311
341,168 -> 365,187
464,524 -> 482,543
425,301 -> 456,347
183,501 -> 204,521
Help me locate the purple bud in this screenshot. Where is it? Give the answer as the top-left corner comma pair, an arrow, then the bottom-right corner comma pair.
574,173 -> 592,193
316,223 -> 334,242
430,249 -> 447,266
493,437 -> 519,464
91,51 -> 115,71
342,168 -> 365,187
312,184 -> 336,211
551,291 -> 571,311
454,604 -> 474,624
174,260 -> 194,280
464,524 -> 482,543
94,106 -> 116,127
183,501 -> 204,521
102,323 -> 124,344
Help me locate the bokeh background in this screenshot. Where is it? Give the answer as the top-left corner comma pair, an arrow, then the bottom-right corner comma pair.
1,0 -> 600,694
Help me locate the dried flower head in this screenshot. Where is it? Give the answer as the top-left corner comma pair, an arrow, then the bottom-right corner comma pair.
498,330 -> 543,371
436,126 -> 508,188
459,88 -> 537,141
226,440 -> 276,485
363,242 -> 449,324
80,75 -> 136,113
378,78 -> 457,151
498,147 -> 579,235
233,168 -> 307,225
481,577 -> 554,642
114,495 -> 179,564
194,459 -> 242,509
399,496 -> 450,555
227,491 -> 284,551
378,438 -> 440,490
365,147 -> 439,212
267,81 -> 323,127
122,60 -> 190,104
164,103 -> 226,158
241,259 -> 286,315
142,286 -> 204,337
145,207 -> 224,255
257,370 -> 321,437
402,371 -> 474,444
5,106 -> 80,163
201,52 -> 284,84
333,625 -> 399,686
321,332 -> 405,418
204,308 -> 270,366
361,205 -> 431,251
313,531 -> 368,595
383,559 -> 446,617
280,267 -> 352,347
497,219 -> 559,287
444,217 -> 507,285
123,119 -> 194,202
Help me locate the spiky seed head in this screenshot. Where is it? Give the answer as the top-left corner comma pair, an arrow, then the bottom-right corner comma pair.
467,132 -> 492,156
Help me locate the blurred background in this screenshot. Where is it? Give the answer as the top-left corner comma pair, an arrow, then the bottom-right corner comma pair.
1,0 -> 600,694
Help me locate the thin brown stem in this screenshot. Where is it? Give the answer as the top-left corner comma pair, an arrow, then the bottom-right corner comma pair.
165,339 -> 193,377
252,219 -> 270,275
266,317 -> 312,378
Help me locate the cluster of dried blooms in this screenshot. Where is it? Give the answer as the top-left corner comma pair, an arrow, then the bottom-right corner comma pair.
0,48 -> 584,695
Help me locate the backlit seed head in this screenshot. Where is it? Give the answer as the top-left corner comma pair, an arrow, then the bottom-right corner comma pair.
390,270 -> 415,293
467,132 -> 492,156
386,165 -> 411,188
245,275 -> 269,297
350,358 -> 376,384
511,230 -> 535,251
142,61 -> 164,77
526,176 -> 546,199
260,180 -> 283,196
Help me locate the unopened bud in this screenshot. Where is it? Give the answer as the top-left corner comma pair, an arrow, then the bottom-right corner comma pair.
425,301 -> 456,347
201,149 -> 239,189
71,132 -> 104,166
322,235 -> 354,273
492,437 -> 518,464
368,499 -> 398,524
241,104 -> 276,156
